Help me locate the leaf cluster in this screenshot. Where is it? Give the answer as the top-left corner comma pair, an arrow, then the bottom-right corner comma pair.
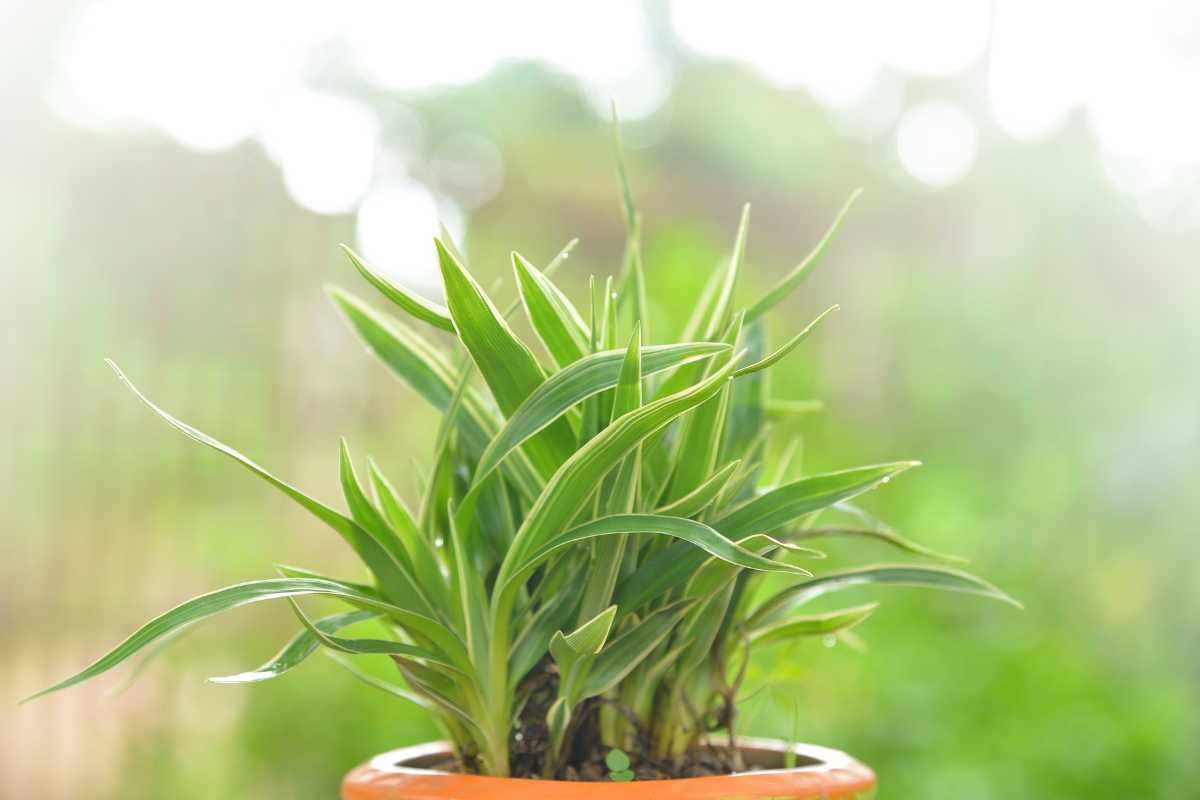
26,124 -> 1016,777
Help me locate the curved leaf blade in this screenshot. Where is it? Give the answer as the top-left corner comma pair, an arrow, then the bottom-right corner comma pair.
654,460 -> 741,518
23,577 -> 460,703
748,564 -> 1022,629
788,526 -> 968,565
513,513 -> 810,596
582,599 -> 695,698
286,599 -> 453,667
473,342 -> 729,487
745,189 -> 862,322
732,304 -> 838,379
513,251 -> 590,368
437,238 -> 575,476
748,603 -> 878,647
328,288 -> 542,500
340,244 -> 454,332
209,610 -> 377,685
716,462 -> 920,538
105,361 -> 422,608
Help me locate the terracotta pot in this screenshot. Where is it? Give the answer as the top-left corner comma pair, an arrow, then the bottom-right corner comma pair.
342,737 -> 876,799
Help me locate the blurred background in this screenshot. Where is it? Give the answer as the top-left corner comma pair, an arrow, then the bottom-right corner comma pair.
4,1 -> 1199,797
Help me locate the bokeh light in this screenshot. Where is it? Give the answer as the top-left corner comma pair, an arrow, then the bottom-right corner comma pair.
354,182 -> 462,300
895,101 -> 978,187
258,90 -> 381,215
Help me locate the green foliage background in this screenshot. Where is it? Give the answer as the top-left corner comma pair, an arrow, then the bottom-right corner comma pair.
4,54 -> 1199,800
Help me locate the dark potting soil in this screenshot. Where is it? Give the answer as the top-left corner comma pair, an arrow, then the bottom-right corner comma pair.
430,659 -> 745,781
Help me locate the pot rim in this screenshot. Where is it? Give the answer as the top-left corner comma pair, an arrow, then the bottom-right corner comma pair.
342,736 -> 876,799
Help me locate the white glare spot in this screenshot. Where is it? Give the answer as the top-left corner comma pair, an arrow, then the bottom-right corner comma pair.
50,0 -> 330,151
258,90 -> 380,215
876,0 -> 991,76
895,101 -> 978,187
987,1 -> 1076,141
671,2 -> 882,108
343,4 -> 502,91
583,59 -> 673,121
355,182 -> 462,301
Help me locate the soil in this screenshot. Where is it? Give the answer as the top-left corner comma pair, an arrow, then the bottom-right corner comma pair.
446,659 -> 744,781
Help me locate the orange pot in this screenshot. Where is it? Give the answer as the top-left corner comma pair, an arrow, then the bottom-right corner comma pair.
342,738 -> 876,799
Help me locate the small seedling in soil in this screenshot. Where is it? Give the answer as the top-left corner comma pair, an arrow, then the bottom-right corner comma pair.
606,748 -> 634,781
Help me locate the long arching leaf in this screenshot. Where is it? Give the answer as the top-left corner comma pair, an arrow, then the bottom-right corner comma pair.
747,564 -> 1022,629
745,189 -> 862,322
23,578 -> 463,703
715,462 -> 920,538
510,513 -> 811,596
286,599 -> 454,668
106,361 -> 424,609
748,603 -> 879,647
209,610 -> 377,685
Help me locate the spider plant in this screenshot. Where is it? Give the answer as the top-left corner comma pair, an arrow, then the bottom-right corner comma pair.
25,133 -> 1016,779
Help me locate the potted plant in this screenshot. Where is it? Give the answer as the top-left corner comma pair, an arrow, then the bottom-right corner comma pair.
26,137 -> 1017,798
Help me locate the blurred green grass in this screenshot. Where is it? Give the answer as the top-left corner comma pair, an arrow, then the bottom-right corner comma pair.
5,61 -> 1199,799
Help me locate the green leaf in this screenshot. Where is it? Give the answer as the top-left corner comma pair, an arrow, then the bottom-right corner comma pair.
611,103 -> 637,232
513,513 -> 810,595
748,564 -> 1022,629
272,564 -> 378,597
568,605 -> 617,654
325,652 -> 433,710
472,342 -> 729,487
665,313 -> 742,502
606,748 -> 631,772
609,325 -> 643,423
703,203 -> 751,339
328,288 -> 542,500
745,189 -> 862,322
685,533 -> 823,600
340,244 -> 454,332
748,603 -> 878,647
339,440 -> 434,616
675,581 -> 736,674
732,305 -> 838,378
507,579 -> 581,688
446,502 -> 490,667
582,599 -> 694,697
23,577 -> 462,702
720,319 -> 767,469
787,526 -> 968,565
616,223 -> 647,344
286,599 -> 453,666
716,462 -> 920,538
208,610 -> 376,685
436,238 -> 576,476
576,328 -> 644,624
106,360 -> 423,610
654,460 -> 740,518
367,459 -> 450,599
513,251 -> 590,368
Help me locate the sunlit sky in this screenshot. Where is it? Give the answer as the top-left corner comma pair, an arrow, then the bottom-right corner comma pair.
43,0 -> 1200,292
